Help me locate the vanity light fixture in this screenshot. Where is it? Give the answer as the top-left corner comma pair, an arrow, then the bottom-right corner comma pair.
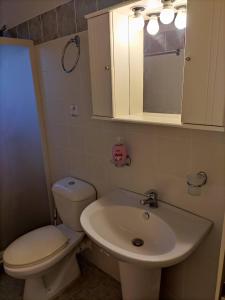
147,15 -> 159,35
160,0 -> 175,24
174,7 -> 187,30
131,6 -> 145,31
130,1 -> 186,36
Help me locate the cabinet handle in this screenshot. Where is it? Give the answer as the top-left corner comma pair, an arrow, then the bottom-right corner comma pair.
185,56 -> 191,62
105,65 -> 110,71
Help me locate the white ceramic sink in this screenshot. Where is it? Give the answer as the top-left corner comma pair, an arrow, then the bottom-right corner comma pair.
81,189 -> 212,267
80,189 -> 212,300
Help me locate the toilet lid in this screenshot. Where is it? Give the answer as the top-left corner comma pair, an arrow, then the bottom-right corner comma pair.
3,225 -> 69,268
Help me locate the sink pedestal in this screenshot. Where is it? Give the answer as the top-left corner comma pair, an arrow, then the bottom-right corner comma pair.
119,262 -> 161,300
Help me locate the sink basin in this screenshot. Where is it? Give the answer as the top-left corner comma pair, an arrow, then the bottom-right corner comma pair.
80,189 -> 212,300
81,189 -> 212,267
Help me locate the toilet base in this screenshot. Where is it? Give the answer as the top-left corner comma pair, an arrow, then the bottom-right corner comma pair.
23,250 -> 80,300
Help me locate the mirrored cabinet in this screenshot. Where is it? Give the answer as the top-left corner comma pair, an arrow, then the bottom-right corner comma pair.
86,0 -> 225,132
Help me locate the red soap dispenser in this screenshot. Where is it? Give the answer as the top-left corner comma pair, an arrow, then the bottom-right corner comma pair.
112,137 -> 131,167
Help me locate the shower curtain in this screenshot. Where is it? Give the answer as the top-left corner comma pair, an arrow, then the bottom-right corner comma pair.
0,40 -> 50,251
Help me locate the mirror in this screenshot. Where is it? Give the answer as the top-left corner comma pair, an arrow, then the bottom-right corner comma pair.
143,22 -> 186,114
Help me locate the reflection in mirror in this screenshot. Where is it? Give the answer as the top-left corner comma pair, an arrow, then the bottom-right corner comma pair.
144,22 -> 185,114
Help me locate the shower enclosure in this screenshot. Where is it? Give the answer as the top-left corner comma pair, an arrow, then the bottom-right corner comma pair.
0,38 -> 51,258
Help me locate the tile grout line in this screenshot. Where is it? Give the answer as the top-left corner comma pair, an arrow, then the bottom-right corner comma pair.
27,20 -> 30,40
55,7 -> 59,39
7,0 -> 124,44
73,0 -> 78,34
40,15 -> 44,44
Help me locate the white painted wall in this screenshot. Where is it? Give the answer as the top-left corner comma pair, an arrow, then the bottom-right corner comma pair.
36,31 -> 225,300
0,0 -> 70,28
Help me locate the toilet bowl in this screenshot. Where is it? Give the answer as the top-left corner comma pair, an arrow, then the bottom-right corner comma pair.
3,177 -> 96,300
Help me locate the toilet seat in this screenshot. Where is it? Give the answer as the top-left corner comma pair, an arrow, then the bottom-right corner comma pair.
3,225 -> 69,268
3,224 -> 84,278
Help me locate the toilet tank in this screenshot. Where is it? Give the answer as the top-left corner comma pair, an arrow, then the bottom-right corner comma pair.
52,177 -> 96,231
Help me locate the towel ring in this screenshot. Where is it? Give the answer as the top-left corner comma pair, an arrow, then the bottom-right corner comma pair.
61,35 -> 80,74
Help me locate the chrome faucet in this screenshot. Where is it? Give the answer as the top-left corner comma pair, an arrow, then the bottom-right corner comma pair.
140,190 -> 159,208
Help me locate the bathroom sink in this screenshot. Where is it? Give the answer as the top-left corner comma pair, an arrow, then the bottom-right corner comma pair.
81,189 -> 212,268
80,189 -> 212,300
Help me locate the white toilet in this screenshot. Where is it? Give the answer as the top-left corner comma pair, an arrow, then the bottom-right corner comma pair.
3,177 -> 96,300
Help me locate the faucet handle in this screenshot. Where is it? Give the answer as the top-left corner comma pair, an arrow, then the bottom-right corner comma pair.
144,189 -> 158,199
140,189 -> 159,208
140,199 -> 147,205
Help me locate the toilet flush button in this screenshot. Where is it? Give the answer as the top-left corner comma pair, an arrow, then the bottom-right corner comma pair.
68,180 -> 75,185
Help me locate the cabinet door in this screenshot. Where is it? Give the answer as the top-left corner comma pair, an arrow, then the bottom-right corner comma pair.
88,13 -> 113,117
182,0 -> 225,127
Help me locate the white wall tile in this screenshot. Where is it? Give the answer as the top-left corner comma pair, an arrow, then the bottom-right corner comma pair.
48,146 -> 70,182
36,30 -> 225,300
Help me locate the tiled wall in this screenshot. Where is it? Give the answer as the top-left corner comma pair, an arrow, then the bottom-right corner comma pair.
0,0 -> 71,29
4,0 -> 185,51
37,31 -> 225,300
144,23 -> 185,56
5,0 -> 126,44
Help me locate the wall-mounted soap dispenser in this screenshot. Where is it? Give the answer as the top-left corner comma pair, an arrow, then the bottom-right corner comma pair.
111,137 -> 131,167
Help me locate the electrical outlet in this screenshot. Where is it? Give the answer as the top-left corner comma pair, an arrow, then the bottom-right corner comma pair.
70,104 -> 79,117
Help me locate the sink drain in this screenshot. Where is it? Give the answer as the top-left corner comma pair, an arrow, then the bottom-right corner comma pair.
132,238 -> 144,247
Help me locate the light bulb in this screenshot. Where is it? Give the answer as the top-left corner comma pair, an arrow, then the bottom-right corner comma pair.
175,8 -> 187,30
160,4 -> 175,24
147,15 -> 159,35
